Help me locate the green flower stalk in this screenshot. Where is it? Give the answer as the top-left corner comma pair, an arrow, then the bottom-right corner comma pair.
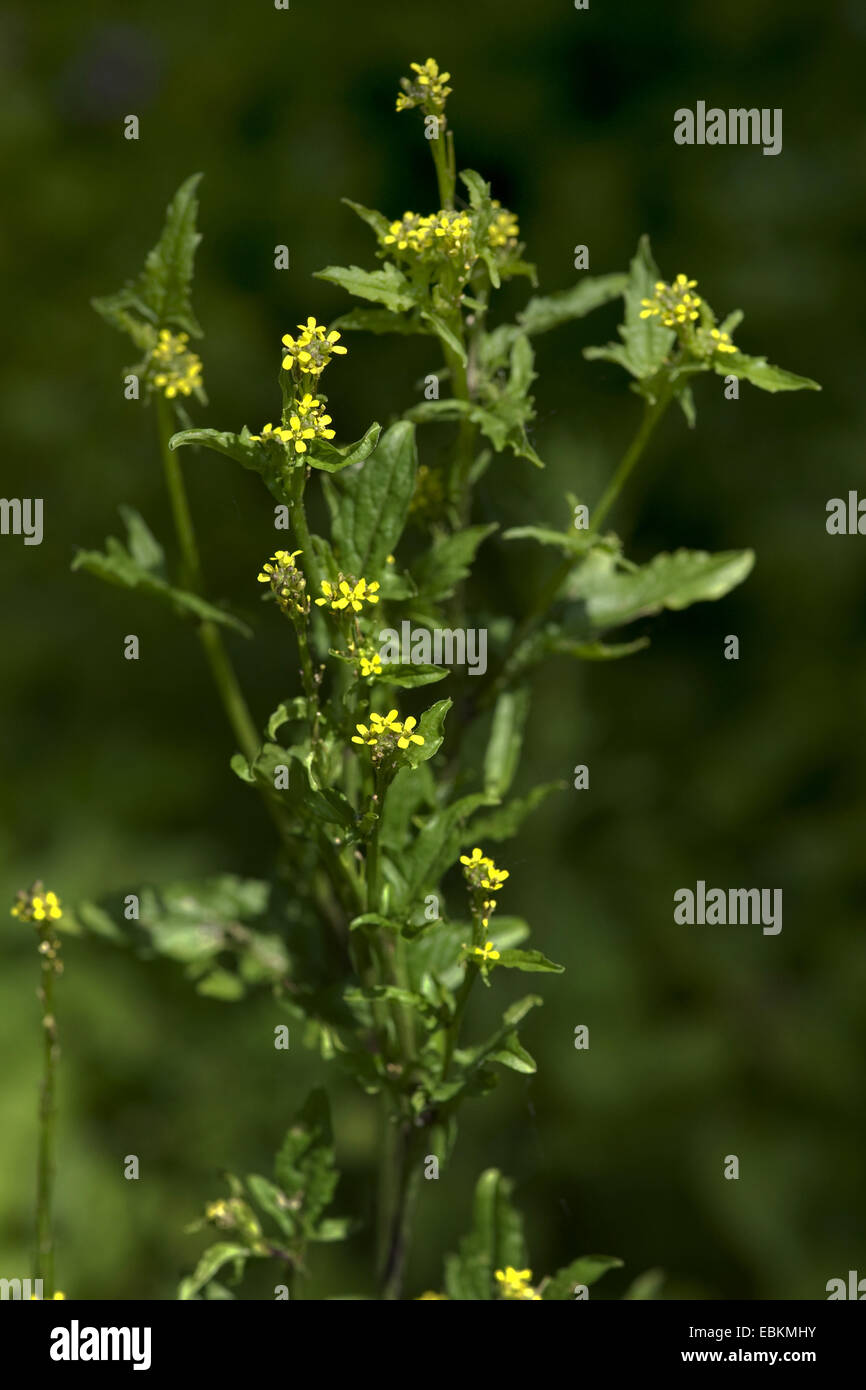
12,883 -> 64,1299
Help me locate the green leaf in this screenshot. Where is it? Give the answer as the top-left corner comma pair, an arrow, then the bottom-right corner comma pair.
169,425 -> 294,503
483,689 -> 530,800
274,1088 -> 340,1239
245,1174 -> 296,1240
331,306 -> 428,336
341,198 -> 391,238
542,1255 -> 624,1300
487,1031 -> 537,1074
586,237 -> 674,382
623,1267 -> 665,1300
178,1243 -> 249,1300
465,782 -> 563,844
444,1169 -> 529,1301
571,547 -> 755,630
326,420 -> 418,576
195,968 -> 246,1001
503,524 -> 582,554
620,235 -> 675,378
497,948 -> 564,974
306,423 -> 382,473
93,173 -> 204,338
72,508 -> 252,636
518,273 -> 628,335
711,351 -> 820,393
402,793 -> 493,902
314,263 -> 416,313
412,524 -> 497,600
375,663 -> 449,688
517,628 -> 650,666
420,310 -> 467,365
401,696 -> 452,769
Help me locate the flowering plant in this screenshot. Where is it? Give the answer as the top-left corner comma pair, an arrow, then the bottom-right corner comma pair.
15,58 -> 817,1301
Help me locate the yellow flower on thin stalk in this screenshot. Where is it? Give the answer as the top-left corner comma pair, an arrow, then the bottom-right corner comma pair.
11,886 -> 63,924
488,201 -> 519,250
396,58 -> 452,113
257,549 -> 308,616
281,318 -> 347,376
149,328 -> 203,399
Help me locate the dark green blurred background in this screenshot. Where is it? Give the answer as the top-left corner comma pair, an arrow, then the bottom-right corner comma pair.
2,0 -> 864,1299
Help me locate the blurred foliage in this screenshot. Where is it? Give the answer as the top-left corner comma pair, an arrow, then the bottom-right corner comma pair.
1,0 -> 863,1300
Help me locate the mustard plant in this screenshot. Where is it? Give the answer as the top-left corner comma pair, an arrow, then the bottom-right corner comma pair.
74,58 -> 819,1300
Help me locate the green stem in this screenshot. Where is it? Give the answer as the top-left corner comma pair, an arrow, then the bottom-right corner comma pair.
589,381 -> 674,535
155,397 -> 260,766
484,386 -> 675,703
378,1115 -> 422,1300
441,963 -> 476,1080
34,938 -> 58,1297
430,125 -> 455,208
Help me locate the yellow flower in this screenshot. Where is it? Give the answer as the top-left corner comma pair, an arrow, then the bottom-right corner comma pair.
709,327 -> 737,354
488,201 -> 519,249
11,884 -> 63,924
149,328 -> 203,399
396,715 -> 423,750
396,58 -> 452,113
360,653 -> 382,678
282,319 -> 347,376
639,273 -> 702,329
351,708 -> 425,754
30,1291 -> 66,1300
495,1266 -> 541,1300
315,577 -> 380,613
257,550 -> 308,615
473,941 -> 500,962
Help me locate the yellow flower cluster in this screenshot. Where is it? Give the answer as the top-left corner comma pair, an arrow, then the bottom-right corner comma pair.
316,577 -> 380,613
11,885 -> 62,924
382,210 -> 472,262
257,549 -> 308,615
281,318 -> 347,377
150,328 -> 203,399
640,274 -> 702,329
495,1266 -> 541,1301
488,201 -> 519,249
709,327 -> 737,354
460,847 -> 509,892
250,395 -> 336,454
396,58 -> 452,113
352,708 -> 425,752
460,847 -> 509,928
